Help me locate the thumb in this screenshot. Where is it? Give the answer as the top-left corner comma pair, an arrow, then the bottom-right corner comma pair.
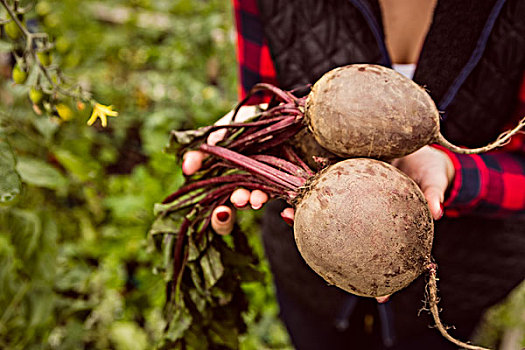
422,186 -> 444,220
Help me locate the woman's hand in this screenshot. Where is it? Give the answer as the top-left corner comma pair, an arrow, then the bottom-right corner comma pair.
182,104 -> 294,235
391,146 -> 455,220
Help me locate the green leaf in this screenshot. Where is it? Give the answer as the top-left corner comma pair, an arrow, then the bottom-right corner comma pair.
149,213 -> 181,236
199,245 -> 223,289
165,304 -> 192,342
167,126 -> 213,152
183,325 -> 209,350
32,118 -> 59,142
188,288 -> 206,313
16,157 -> 67,190
53,149 -> 99,182
209,320 -> 239,349
0,135 -> 21,203
109,321 -> 148,350
0,208 -> 42,260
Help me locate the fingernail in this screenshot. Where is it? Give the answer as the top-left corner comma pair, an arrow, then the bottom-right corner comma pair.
217,211 -> 230,222
280,213 -> 294,226
376,295 -> 390,303
252,203 -> 262,210
233,202 -> 247,209
437,203 -> 444,220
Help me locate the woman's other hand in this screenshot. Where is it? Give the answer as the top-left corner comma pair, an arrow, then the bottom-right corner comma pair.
182,104 -> 292,235
391,146 -> 455,220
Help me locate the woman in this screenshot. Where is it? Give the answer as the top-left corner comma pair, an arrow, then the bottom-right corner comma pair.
184,0 -> 525,348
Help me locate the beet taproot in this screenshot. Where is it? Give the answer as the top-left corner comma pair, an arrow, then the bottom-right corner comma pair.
294,158 -> 433,297
304,64 -> 525,159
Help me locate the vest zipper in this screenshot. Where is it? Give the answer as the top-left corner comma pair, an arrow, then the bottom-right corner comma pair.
439,0 -> 508,112
348,0 -> 392,67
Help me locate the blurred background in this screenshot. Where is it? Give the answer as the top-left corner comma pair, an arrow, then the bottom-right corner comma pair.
0,1 -> 523,349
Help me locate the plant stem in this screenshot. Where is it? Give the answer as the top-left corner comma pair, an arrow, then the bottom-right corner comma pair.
200,144 -> 306,189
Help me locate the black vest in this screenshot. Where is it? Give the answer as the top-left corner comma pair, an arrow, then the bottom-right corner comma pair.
256,0 -> 525,343
257,0 -> 525,146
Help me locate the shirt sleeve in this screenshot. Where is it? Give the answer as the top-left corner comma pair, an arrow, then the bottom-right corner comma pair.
233,0 -> 278,104
441,73 -> 525,218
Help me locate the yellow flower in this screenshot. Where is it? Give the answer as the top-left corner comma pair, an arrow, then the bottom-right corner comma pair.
87,103 -> 118,127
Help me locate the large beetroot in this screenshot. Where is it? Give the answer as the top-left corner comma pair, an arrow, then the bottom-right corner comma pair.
230,64 -> 525,161
294,159 -> 433,297
304,64 -> 525,159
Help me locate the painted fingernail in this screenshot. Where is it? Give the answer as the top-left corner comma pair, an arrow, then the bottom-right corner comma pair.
252,204 -> 262,210
217,211 -> 230,222
280,213 -> 294,226
438,203 -> 444,220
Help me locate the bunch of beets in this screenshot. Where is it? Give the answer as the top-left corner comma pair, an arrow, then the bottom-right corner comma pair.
156,64 -> 524,349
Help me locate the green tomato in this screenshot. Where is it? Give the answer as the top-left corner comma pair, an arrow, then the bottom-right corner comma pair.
35,1 -> 52,17
4,20 -> 23,40
37,51 -> 52,66
29,88 -> 44,104
12,64 -> 27,84
55,36 -> 71,54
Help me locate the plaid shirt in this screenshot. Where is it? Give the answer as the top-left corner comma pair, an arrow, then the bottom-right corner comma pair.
233,0 -> 525,217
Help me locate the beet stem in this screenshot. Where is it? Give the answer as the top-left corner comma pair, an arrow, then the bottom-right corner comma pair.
162,174 -> 266,204
199,144 -> 306,189
231,84 -> 295,122
250,154 -> 308,177
282,145 -> 315,176
427,264 -> 491,350
229,116 -> 299,149
172,218 -> 191,284
249,124 -> 305,153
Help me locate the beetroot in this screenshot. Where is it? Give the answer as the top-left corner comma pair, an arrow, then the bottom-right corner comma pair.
304,64 -> 524,159
305,64 -> 438,158
294,158 -> 433,297
222,64 -> 524,162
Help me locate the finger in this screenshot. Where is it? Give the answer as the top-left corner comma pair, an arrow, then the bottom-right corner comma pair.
376,295 -> 391,303
250,190 -> 269,210
422,186 -> 444,220
280,207 -> 295,226
182,151 -> 204,175
230,188 -> 251,208
211,205 -> 235,235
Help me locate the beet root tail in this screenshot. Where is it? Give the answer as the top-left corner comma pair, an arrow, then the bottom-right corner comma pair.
435,115 -> 525,155
426,263 -> 492,350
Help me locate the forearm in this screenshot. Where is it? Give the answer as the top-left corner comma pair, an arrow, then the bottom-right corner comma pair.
440,144 -> 525,218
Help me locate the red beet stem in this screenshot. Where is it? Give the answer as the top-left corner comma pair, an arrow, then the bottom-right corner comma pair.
250,154 -> 308,177
172,218 -> 190,283
282,145 -> 315,176
162,174 -> 264,204
228,116 -> 299,149
248,123 -> 305,153
200,144 -> 307,189
210,115 -> 290,130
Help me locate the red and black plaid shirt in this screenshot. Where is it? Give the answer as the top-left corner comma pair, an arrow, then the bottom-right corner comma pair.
233,0 -> 525,217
